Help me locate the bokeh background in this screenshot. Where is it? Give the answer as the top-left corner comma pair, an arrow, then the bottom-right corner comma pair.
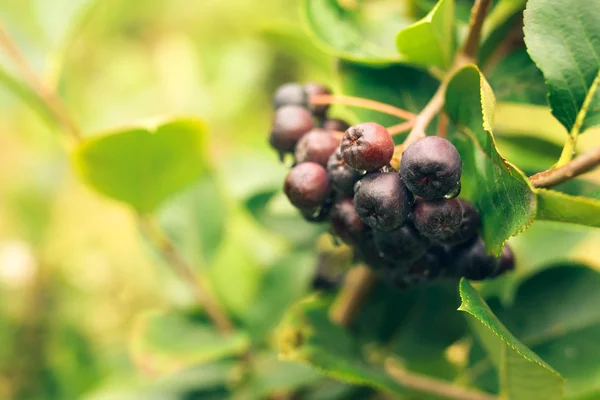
2,1 -> 600,399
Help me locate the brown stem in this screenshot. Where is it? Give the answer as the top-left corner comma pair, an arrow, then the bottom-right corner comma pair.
0,25 -> 82,143
462,0 -> 493,60
311,94 -> 416,121
403,83 -> 446,148
529,146 -> 600,188
388,120 -> 416,135
329,265 -> 377,328
138,216 -> 234,333
385,359 -> 498,400
438,113 -> 449,138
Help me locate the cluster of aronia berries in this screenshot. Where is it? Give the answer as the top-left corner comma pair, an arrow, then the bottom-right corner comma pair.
269,82 -> 514,289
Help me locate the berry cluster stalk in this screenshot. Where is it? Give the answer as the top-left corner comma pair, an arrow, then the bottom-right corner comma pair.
0,24 -> 235,335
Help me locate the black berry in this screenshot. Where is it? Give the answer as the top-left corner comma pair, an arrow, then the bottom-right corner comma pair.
327,147 -> 362,196
354,172 -> 413,231
400,136 -> 462,200
295,128 -> 339,166
322,118 -> 350,132
355,230 -> 393,270
304,82 -> 331,118
412,198 -> 463,242
452,237 -> 500,281
284,162 -> 330,209
341,123 -> 394,171
497,244 -> 515,275
273,83 -> 307,109
373,222 -> 428,265
441,199 -> 480,245
270,105 -> 314,153
330,198 -> 366,245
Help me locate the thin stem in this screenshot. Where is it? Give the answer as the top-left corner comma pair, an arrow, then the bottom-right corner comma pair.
529,146 -> 600,188
329,265 -> 377,328
388,120 -> 416,135
311,94 -> 416,121
0,25 -> 82,143
462,0 -> 493,60
138,216 -> 234,334
403,83 -> 446,147
438,112 -> 449,138
385,359 -> 497,400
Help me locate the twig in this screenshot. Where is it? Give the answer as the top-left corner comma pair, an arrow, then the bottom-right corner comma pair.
529,146 -> 600,188
388,120 -> 416,135
311,94 -> 416,121
138,216 -> 234,333
329,265 -> 377,328
0,25 -> 82,143
403,83 -> 446,147
438,113 -> 449,138
462,0 -> 493,60
385,359 -> 497,400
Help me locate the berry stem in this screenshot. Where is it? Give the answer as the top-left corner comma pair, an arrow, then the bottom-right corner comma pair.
529,145 -> 600,188
385,359 -> 498,400
388,120 -> 416,135
310,94 -> 417,121
329,265 -> 377,328
138,216 -> 234,334
0,25 -> 82,144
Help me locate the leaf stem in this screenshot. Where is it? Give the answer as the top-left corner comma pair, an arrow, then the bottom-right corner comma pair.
310,94 -> 417,121
529,146 -> 600,188
0,25 -> 82,143
138,215 -> 234,334
385,359 -> 498,400
329,265 -> 377,328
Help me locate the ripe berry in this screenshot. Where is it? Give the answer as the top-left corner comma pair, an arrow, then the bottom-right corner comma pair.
353,172 -> 413,231
322,118 -> 350,132
412,198 -> 463,242
442,199 -> 480,245
330,198 -> 366,245
341,123 -> 394,171
304,82 -> 331,118
452,237 -> 500,281
355,230 -> 393,270
270,105 -> 314,153
300,196 -> 333,222
373,223 -> 428,265
284,162 -> 330,209
273,83 -> 307,109
400,136 -> 462,200
327,147 -> 362,196
295,129 -> 339,166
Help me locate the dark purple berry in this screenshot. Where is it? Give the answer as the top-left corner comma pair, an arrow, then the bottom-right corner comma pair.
353,172 -> 413,231
295,128 -> 339,166
273,83 -> 307,109
355,230 -> 393,270
373,223 -> 428,265
452,237 -> 500,281
441,199 -> 480,245
327,147 -> 362,196
284,162 -> 330,209
497,244 -> 515,275
341,123 -> 394,171
322,118 -> 350,132
412,198 -> 463,242
400,136 -> 462,200
269,105 -> 314,153
304,82 -> 331,118
300,195 -> 334,222
330,198 -> 366,245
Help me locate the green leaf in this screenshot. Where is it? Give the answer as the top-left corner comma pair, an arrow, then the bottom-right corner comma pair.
396,0 -> 455,69
535,189 -> 600,228
302,0 -> 411,64
458,279 -> 564,400
277,296 -> 406,396
523,0 -> 600,133
445,65 -> 536,255
130,309 -> 250,375
72,118 -> 208,213
338,61 -> 438,128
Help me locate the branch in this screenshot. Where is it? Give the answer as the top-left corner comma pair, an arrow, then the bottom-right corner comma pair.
138,216 -> 234,333
311,94 -> 416,121
385,359 -> 498,400
0,25 -> 82,143
329,265 -> 377,328
529,146 -> 600,188
462,0 -> 493,60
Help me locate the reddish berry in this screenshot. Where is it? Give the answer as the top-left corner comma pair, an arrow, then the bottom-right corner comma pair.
341,123 -> 394,171
284,162 -> 330,208
295,128 -> 339,166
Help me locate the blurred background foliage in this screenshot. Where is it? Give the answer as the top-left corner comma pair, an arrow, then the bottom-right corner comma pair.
1,0 -> 600,399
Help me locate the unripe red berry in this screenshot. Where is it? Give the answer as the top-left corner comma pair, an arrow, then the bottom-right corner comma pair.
341,123 -> 394,171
